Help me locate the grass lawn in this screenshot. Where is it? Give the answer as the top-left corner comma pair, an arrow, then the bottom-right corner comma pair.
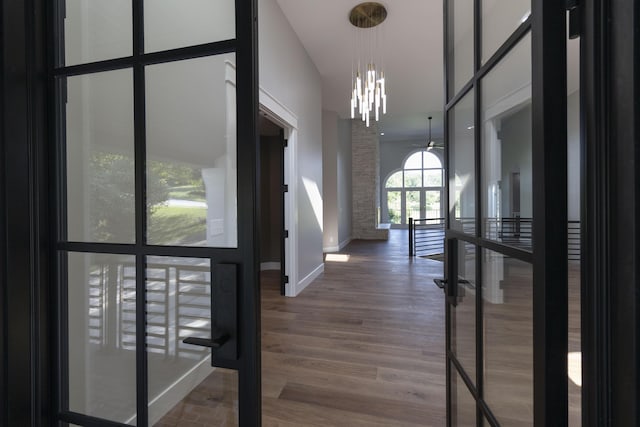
168,185 -> 206,202
148,205 -> 206,245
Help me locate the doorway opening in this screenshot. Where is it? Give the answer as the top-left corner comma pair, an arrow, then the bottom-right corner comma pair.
259,114 -> 287,296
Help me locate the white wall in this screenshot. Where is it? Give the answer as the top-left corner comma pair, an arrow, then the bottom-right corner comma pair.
259,0 -> 324,287
500,104 -> 533,218
322,110 -> 339,251
337,119 -> 353,247
322,112 -> 353,251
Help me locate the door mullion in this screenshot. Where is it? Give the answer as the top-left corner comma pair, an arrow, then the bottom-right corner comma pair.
531,0 -> 569,424
133,0 -> 149,424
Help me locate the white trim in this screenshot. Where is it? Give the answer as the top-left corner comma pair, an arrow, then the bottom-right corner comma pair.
260,87 -> 298,129
260,262 -> 281,271
293,263 -> 324,296
339,237 -> 352,250
259,87 -> 298,297
484,83 -> 532,121
324,237 -> 352,253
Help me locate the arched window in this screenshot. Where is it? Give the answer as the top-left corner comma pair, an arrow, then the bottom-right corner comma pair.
384,151 -> 444,226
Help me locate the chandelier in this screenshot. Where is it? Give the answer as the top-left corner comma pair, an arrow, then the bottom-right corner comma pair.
349,2 -> 388,127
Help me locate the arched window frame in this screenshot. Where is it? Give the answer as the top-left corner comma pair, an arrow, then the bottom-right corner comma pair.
383,150 -> 445,227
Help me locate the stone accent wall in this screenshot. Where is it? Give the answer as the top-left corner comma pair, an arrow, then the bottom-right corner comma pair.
351,120 -> 389,240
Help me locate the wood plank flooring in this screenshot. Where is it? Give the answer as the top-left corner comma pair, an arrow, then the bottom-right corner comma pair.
156,230 -> 582,426
261,231 -> 446,426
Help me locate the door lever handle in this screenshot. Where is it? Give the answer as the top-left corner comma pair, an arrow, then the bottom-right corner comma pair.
183,332 -> 230,350
434,278 -> 446,289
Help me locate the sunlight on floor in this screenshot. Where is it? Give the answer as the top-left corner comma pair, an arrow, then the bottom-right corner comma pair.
568,351 -> 582,387
324,253 -> 350,262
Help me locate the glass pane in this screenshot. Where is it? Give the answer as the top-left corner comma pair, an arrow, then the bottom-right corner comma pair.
424,151 -> 442,169
145,0 -> 235,53
385,171 -> 403,188
424,190 -> 442,219
448,0 -> 474,96
406,191 -> 421,222
62,0 -> 132,66
404,170 -> 422,188
483,250 -> 533,426
424,170 -> 443,187
449,91 -> 476,235
482,0 -> 531,63
567,30 -> 581,427
481,34 -> 532,250
451,244 -> 476,380
387,191 -> 402,224
65,69 -> 135,244
452,366 -> 476,427
146,257 -> 239,426
67,252 -> 136,424
153,368 -> 238,426
404,152 -> 423,169
146,54 -> 237,247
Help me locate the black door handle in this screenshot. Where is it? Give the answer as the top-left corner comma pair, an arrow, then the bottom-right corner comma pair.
434,278 -> 458,307
182,263 -> 239,365
183,332 -> 230,349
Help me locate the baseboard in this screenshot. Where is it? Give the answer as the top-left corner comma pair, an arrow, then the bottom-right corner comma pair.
130,356 -> 214,425
339,237 -> 352,250
294,263 -> 324,296
323,237 -> 352,253
260,261 -> 281,271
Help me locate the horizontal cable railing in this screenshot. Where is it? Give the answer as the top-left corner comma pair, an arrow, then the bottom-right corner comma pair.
568,220 -> 581,261
409,217 -> 445,257
409,217 -> 581,261
89,260 -> 211,360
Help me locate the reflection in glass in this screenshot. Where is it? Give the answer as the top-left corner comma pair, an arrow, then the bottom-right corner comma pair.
145,257 -> 237,425
483,250 -> 533,426
451,244 -> 476,380
448,0 -> 474,96
482,0 -> 531,63
65,69 -> 135,244
567,33 -> 582,427
62,0 -> 132,66
144,0 -> 235,53
67,252 -> 137,424
152,368 -> 239,426
452,367 -> 476,426
449,91 -> 475,234
481,34 -> 532,249
146,54 -> 237,247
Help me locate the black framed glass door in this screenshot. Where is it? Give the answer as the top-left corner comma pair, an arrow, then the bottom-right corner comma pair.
51,1 -> 260,425
443,0 -> 568,425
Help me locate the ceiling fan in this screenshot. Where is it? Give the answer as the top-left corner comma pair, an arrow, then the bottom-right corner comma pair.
412,116 -> 444,151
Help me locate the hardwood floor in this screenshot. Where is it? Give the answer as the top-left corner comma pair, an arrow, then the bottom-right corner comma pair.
261,231 -> 446,426
156,230 -> 582,426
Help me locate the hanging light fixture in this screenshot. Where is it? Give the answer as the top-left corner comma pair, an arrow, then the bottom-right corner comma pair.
349,2 -> 388,127
426,116 -> 434,151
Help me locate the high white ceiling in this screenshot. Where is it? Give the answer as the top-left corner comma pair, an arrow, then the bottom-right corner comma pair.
276,0 -> 445,142
275,1 -> 580,144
